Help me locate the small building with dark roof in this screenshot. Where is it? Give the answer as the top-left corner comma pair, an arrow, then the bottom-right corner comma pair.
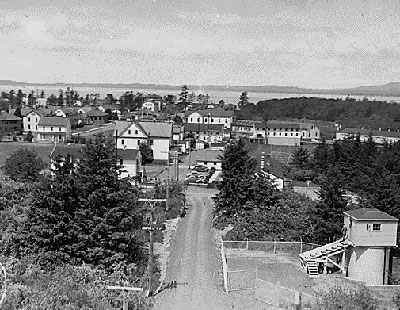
0,112 -> 22,136
87,109 -> 108,125
343,208 -> 398,285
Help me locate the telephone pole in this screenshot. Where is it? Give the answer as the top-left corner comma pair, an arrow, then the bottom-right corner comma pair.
138,198 -> 166,297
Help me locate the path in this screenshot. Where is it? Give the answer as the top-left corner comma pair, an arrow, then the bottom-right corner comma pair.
153,186 -> 270,310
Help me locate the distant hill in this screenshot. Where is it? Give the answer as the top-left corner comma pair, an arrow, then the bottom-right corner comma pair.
1,80 -> 400,97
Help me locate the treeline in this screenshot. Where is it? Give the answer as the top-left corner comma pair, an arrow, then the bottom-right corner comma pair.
214,139 -> 328,244
0,134 -> 184,309
291,136 -> 400,221
236,97 -> 400,130
215,137 -> 400,246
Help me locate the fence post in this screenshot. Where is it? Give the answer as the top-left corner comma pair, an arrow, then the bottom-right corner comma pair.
300,237 -> 303,254
273,239 -> 276,255
246,238 -> 249,251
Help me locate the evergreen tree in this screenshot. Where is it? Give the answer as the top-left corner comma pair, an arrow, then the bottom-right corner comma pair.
291,147 -> 310,169
139,142 -> 154,164
6,134 -> 146,271
238,91 -> 249,108
311,166 -> 348,244
213,139 -> 257,226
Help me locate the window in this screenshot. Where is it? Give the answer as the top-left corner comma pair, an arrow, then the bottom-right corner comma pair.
28,124 -> 30,129
197,118 -> 200,122
285,133 -> 288,136
121,139 -> 125,145
59,127 -> 61,131
150,139 -> 154,146
128,130 -> 131,134
51,127 -> 53,131
211,118 -> 214,122
28,117 -> 31,122
373,224 -> 381,231
135,130 -> 138,134
120,158 -> 124,165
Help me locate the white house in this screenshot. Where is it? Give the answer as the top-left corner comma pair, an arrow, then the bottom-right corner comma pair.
186,108 -> 235,129
118,149 -> 142,181
114,121 -> 148,149
139,121 -> 172,161
37,117 -> 71,142
23,111 -> 41,135
114,120 -> 172,161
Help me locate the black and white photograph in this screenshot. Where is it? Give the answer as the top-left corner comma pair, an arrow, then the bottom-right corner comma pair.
1,0 -> 400,309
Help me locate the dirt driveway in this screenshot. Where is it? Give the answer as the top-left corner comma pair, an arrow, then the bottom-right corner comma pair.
152,186 -> 270,310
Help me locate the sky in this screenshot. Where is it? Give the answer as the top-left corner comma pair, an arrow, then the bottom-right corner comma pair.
1,0 -> 400,89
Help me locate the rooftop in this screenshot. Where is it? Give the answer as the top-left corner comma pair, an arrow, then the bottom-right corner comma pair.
0,112 -> 21,121
50,144 -> 84,159
184,123 -> 224,132
139,121 -> 172,138
188,108 -> 235,118
39,117 -> 70,127
339,127 -> 400,138
117,149 -> 140,159
344,208 -> 399,221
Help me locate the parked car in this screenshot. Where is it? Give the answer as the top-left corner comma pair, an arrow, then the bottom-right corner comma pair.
193,165 -> 208,172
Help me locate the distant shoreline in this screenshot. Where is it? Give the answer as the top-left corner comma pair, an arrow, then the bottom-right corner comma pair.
1,79 -> 400,98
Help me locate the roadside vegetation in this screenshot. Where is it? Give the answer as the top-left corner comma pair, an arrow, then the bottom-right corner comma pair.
0,133 -> 184,309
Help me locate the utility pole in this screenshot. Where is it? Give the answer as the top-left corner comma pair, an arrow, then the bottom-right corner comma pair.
138,198 -> 166,297
188,138 -> 192,169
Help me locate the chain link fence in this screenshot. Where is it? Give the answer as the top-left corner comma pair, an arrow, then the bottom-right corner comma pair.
255,278 -> 319,309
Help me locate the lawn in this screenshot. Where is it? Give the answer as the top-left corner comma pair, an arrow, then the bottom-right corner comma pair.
0,142 -> 55,177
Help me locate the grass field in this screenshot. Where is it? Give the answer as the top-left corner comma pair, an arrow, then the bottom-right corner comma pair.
0,142 -> 55,177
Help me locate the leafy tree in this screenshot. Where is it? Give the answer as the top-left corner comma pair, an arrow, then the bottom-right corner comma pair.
139,142 -> 154,164
24,131 -> 34,142
315,285 -> 379,310
3,148 -> 44,182
173,115 -> 183,124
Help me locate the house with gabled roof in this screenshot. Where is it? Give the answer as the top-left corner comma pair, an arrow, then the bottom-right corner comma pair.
113,120 -> 172,162
37,117 -> 71,143
139,121 -> 173,161
114,120 -> 148,149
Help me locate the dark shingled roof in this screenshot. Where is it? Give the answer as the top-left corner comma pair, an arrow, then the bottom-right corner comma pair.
184,123 -> 224,132
344,208 -> 399,221
117,149 -> 140,159
0,112 -> 21,121
39,117 -> 70,127
50,144 -> 85,159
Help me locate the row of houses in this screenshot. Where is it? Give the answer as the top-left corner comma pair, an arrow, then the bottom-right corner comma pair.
184,109 -> 321,146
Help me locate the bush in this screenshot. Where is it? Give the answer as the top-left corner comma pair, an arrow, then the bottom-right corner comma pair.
314,285 -> 379,310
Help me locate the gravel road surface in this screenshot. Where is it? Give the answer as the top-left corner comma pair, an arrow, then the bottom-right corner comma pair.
153,186 -> 270,310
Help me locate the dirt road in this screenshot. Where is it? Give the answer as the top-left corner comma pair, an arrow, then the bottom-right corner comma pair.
153,186 -> 229,310
153,186 -> 269,310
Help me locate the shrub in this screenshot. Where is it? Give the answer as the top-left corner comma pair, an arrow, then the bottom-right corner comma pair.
314,285 -> 379,310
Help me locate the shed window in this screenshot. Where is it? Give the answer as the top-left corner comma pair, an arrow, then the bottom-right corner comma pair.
372,224 -> 381,231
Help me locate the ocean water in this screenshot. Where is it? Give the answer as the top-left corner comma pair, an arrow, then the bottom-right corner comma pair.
1,84 -> 400,104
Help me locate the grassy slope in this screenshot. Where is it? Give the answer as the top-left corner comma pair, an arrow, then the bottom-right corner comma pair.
0,142 -> 55,177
